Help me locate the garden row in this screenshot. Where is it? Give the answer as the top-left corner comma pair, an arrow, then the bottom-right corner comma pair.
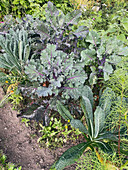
0,1 -> 128,170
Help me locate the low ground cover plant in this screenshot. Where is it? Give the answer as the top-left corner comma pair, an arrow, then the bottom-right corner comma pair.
37,116 -> 82,148
75,149 -> 127,170
0,150 -> 22,170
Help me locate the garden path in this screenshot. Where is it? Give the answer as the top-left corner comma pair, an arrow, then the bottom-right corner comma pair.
0,87 -> 76,170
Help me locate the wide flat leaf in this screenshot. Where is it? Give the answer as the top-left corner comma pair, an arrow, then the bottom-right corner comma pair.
65,10 -> 81,26
70,119 -> 88,134
94,106 -> 105,138
57,101 -> 73,121
45,1 -> 59,30
122,18 -> 128,31
86,31 -> 100,45
73,26 -> 89,38
103,62 -> 113,81
118,46 -> 128,56
37,23 -> 50,40
51,142 -> 89,170
81,49 -> 96,65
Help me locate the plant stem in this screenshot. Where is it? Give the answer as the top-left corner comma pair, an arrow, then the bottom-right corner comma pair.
118,88 -> 124,157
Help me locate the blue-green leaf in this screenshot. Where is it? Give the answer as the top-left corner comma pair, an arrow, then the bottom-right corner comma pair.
99,87 -> 115,116
81,49 -> 96,65
65,10 -> 81,26
86,31 -> 100,45
96,132 -> 118,141
70,119 -> 88,134
73,26 -> 89,38
57,101 -> 73,121
36,86 -> 52,97
51,142 -> 89,170
94,106 -> 105,138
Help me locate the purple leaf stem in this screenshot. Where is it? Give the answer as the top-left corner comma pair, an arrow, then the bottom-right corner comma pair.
0,32 -> 7,35
87,55 -> 93,60
36,70 -> 44,77
64,56 -> 68,63
67,76 -> 80,80
44,103 -> 49,114
66,12 -> 81,27
62,87 -> 76,89
63,64 -> 71,72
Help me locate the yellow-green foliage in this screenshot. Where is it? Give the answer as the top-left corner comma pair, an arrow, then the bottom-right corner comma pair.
70,0 -> 95,10
106,57 -> 128,132
0,0 -> 73,19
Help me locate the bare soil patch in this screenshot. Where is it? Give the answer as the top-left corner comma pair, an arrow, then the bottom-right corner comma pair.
0,87 -> 76,170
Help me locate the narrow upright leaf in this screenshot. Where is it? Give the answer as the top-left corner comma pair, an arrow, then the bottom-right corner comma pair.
57,101 -> 73,121
70,119 -> 88,134
81,96 -> 93,124
94,106 -> 105,138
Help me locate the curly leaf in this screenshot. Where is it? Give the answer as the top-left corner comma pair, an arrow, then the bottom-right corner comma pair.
36,86 -> 52,97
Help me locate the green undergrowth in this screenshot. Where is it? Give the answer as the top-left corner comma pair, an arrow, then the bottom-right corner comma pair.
75,149 -> 126,170
0,150 -> 22,170
21,116 -> 83,149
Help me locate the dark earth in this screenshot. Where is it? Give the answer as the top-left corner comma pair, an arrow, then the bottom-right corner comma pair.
0,87 -> 77,170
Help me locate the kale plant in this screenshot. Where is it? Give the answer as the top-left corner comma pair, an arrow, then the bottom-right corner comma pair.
81,31 -> 128,86
51,87 -> 119,170
0,27 -> 34,85
36,1 -> 88,54
25,44 -> 87,100
1,2 -> 89,56
19,43 -> 87,122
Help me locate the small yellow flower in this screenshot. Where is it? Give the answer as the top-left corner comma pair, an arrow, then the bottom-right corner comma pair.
67,120 -> 70,123
7,83 -> 18,94
65,125 -> 68,129
5,80 -> 9,83
10,90 -> 14,93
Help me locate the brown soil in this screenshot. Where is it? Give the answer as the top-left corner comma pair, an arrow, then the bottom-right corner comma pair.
0,87 -> 77,170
